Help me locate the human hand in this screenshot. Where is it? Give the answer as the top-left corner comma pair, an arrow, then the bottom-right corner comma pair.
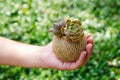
0,34 -> 93,70
39,34 -> 94,70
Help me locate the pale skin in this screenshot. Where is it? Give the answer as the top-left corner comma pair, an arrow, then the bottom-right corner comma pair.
0,34 -> 94,70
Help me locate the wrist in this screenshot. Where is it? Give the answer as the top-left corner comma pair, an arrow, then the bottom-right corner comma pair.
23,45 -> 47,68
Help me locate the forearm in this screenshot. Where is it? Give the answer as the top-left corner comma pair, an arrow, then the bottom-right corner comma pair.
0,37 -> 45,68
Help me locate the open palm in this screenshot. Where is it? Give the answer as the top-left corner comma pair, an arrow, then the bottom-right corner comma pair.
42,34 -> 94,70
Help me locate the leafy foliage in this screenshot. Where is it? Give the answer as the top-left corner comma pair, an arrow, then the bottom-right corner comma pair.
0,0 -> 120,80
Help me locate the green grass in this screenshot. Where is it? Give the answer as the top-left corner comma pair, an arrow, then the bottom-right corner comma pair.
0,0 -> 120,80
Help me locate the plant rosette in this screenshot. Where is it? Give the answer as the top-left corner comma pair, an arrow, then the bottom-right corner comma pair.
50,17 -> 87,62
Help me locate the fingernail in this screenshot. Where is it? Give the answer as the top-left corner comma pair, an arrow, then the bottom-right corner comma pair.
88,43 -> 92,47
83,51 -> 87,58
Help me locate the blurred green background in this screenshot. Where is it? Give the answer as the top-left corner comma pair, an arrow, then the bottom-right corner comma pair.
0,0 -> 120,80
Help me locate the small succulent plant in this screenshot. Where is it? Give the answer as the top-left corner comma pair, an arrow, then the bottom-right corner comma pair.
50,17 -> 87,62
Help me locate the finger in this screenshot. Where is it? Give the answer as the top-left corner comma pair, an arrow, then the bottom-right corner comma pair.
84,43 -> 93,64
87,36 -> 94,44
86,34 -> 91,39
70,51 -> 87,70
